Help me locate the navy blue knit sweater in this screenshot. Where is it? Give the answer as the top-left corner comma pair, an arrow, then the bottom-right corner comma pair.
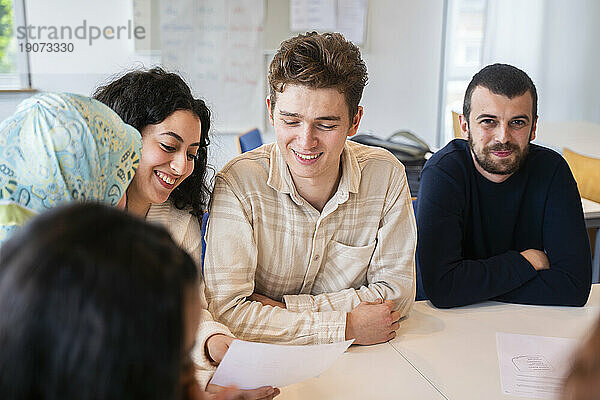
416,139 -> 591,308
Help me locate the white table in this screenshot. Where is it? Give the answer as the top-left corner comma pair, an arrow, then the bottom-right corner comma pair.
389,285 -> 600,400
278,285 -> 599,399
278,341 -> 445,399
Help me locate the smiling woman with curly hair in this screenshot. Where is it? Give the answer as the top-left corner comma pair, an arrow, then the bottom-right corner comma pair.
93,68 -> 279,399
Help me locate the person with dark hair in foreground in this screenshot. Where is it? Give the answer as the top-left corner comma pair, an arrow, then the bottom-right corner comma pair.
94,68 -> 278,399
562,316 -> 600,400
0,203 -> 277,400
0,203 -> 198,400
416,63 -> 591,308
204,32 -> 416,346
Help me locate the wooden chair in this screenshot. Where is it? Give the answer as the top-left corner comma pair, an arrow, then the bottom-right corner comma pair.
452,111 -> 463,139
564,148 -> 600,283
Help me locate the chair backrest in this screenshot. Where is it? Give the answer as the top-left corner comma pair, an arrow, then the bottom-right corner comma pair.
563,148 -> 600,203
200,211 -> 209,274
237,128 -> 263,153
452,111 -> 463,139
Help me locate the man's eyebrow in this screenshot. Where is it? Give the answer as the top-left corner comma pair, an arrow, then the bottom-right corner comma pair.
278,110 -> 341,121
475,113 -> 530,122
279,110 -> 301,118
510,114 -> 531,122
160,131 -> 201,147
315,115 -> 341,121
475,113 -> 498,120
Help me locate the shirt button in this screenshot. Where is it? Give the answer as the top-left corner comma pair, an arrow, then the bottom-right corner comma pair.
314,254 -> 320,261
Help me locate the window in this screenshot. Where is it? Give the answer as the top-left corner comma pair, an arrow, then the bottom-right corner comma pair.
0,0 -> 30,89
438,0 -> 487,145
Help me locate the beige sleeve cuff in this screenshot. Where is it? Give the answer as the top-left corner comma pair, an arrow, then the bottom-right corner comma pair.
283,293 -> 314,312
316,310 -> 347,343
192,319 -> 235,389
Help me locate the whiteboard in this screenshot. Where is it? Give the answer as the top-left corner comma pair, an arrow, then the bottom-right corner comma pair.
160,0 -> 266,134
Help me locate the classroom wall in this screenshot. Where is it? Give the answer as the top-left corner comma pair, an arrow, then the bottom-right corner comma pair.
0,0 -> 446,170
210,0 -> 445,170
1,1 -> 597,170
263,0 -> 445,147
359,1 -> 444,146
540,0 -> 600,125
482,0 -> 600,126
0,0 -> 158,119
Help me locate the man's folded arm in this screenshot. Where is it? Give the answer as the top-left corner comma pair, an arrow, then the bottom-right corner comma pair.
492,161 -> 592,306
417,165 -> 538,308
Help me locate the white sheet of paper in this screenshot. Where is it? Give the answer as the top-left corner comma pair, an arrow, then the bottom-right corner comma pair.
210,339 -> 354,389
496,333 -> 577,399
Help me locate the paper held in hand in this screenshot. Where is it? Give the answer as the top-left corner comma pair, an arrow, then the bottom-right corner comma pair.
210,339 -> 354,389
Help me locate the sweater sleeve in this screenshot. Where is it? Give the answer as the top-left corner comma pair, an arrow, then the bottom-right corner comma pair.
416,164 -> 538,308
493,160 -> 592,306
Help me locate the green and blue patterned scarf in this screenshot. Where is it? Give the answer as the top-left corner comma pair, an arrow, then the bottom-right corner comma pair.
0,92 -> 142,244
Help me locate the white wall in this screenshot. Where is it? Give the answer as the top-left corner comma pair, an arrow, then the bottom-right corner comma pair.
539,0 -> 600,124
3,1 -> 599,152
1,0 -> 446,170
481,0 -> 600,127
0,0 -> 158,119
263,0 -> 445,148
360,1 -> 444,147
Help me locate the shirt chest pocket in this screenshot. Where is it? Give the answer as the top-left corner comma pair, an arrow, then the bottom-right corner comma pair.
315,239 -> 377,292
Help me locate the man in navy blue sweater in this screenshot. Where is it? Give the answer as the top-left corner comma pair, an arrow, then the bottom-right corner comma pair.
416,64 -> 592,308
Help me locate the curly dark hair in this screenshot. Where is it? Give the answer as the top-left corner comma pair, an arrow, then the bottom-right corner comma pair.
0,203 -> 198,400
268,32 -> 368,122
93,67 -> 211,220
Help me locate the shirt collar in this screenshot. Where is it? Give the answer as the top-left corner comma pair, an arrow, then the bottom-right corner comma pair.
267,141 -> 361,206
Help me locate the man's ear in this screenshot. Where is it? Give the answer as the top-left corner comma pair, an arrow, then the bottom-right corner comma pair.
266,97 -> 274,126
530,115 -> 538,141
347,106 -> 364,137
458,114 -> 469,140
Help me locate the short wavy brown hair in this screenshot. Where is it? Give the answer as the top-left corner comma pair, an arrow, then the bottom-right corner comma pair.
268,32 -> 368,122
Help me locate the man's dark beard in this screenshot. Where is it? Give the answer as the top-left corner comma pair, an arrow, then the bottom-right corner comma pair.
468,134 -> 529,176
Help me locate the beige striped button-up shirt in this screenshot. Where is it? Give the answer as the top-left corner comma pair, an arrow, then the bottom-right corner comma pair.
204,141 -> 416,344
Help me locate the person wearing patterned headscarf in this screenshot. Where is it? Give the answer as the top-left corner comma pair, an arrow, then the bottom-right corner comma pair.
0,92 -> 142,245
